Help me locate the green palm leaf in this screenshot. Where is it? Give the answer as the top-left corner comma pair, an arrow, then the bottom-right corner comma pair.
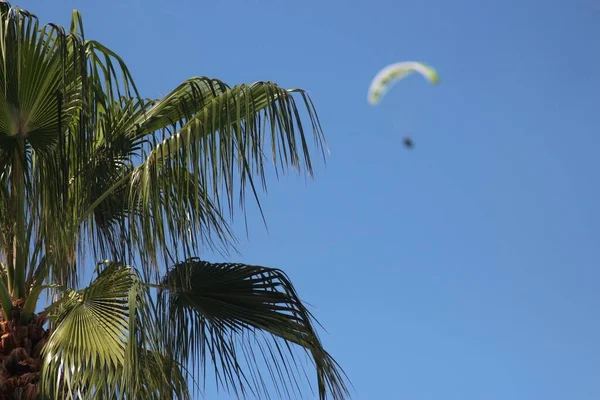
159,259 -> 349,400
41,262 -> 188,399
80,78 -> 327,278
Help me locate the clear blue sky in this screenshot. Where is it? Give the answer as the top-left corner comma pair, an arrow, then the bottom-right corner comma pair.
19,0 -> 600,399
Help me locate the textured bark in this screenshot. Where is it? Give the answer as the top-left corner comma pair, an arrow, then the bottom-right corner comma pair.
0,301 -> 48,400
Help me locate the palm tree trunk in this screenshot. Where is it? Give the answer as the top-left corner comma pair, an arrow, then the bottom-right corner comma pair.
0,308 -> 48,399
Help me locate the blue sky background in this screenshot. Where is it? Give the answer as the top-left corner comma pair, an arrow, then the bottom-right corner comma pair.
19,0 -> 600,399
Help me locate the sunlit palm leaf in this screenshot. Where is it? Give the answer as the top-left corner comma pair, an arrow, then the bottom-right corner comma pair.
80,78 -> 327,279
121,81 -> 325,276
159,259 -> 349,400
42,262 -> 188,399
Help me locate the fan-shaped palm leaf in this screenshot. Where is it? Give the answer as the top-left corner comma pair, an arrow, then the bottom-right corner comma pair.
42,262 -> 188,399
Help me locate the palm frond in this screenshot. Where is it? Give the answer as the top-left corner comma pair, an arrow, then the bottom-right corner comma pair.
41,261 -> 188,399
78,79 -> 327,280
122,80 -> 326,278
158,259 -> 349,400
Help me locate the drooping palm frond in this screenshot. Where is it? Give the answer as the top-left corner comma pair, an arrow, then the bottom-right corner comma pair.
75,94 -> 237,268
75,77 -> 328,282
127,80 -> 326,277
158,259 -> 349,400
41,262 -> 188,399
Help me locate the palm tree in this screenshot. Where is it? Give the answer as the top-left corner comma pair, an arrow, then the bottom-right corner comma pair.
0,3 -> 349,399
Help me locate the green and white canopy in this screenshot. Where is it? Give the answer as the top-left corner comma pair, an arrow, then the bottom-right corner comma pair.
368,61 -> 439,105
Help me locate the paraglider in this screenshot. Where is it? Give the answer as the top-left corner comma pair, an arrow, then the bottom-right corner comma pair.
367,61 -> 439,105
368,61 -> 439,149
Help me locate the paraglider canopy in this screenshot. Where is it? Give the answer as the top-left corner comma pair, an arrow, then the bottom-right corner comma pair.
367,61 -> 439,105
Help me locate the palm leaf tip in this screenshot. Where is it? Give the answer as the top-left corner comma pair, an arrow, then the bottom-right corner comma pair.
160,259 -> 350,399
